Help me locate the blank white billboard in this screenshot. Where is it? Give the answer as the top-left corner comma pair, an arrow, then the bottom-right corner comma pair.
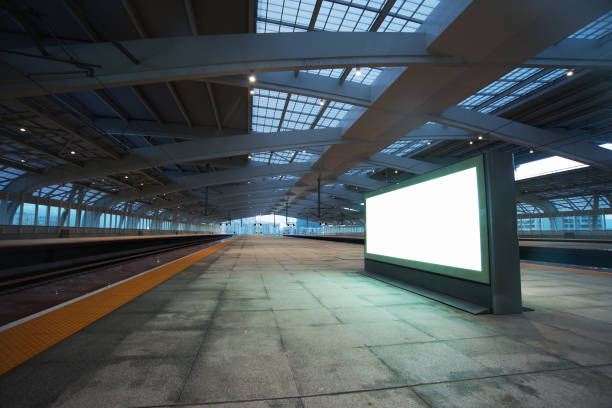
365,158 -> 489,283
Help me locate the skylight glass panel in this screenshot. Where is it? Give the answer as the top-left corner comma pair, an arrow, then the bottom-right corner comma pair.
569,10 -> 612,40
302,68 -> 344,78
381,140 -> 409,154
391,0 -> 439,22
82,188 -> 107,204
252,89 -> 288,133
600,143 -> 612,151
256,0 -> 317,32
110,201 -> 128,210
397,139 -> 431,156
514,156 -> 589,181
549,196 -> 594,212
345,67 -> 382,85
293,150 -> 320,163
345,168 -> 375,176
270,174 -> 299,180
270,150 -> 294,164
516,202 -> 543,215
315,1 -> 379,31
250,152 -> 271,163
316,101 -> 351,128
501,68 -> 542,81
538,69 -> 569,82
479,81 -> 518,95
0,166 -> 25,189
462,66 -> 574,114
279,94 -> 322,131
458,94 -> 494,108
477,106 -> 496,114
33,183 -> 80,201
379,15 -> 419,32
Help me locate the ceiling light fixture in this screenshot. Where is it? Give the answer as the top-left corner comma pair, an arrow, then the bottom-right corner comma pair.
477,135 -> 483,140
248,72 -> 256,82
249,88 -> 255,95
19,127 -> 26,132
394,170 -> 398,174
319,100 -> 325,106
355,67 -> 361,77
529,148 -> 534,154
20,159 -> 25,163
70,150 -> 76,155
124,176 -> 129,179
469,140 -> 474,145
426,141 -> 431,145
566,69 -> 574,77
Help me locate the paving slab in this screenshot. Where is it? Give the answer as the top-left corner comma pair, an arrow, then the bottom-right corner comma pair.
2,236 -> 612,408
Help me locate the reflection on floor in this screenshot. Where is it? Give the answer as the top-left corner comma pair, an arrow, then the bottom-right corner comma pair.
1,235 -> 611,407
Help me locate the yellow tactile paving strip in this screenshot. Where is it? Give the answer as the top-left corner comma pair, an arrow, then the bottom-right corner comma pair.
0,236 -> 239,375
521,262 -> 611,278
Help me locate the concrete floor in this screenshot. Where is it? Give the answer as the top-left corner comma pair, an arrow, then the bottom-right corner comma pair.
1,235 -> 612,407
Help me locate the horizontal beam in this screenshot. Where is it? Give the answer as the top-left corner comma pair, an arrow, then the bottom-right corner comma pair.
94,119 -> 241,139
433,107 -> 612,171
524,38 -> 612,69
96,163 -> 313,207
336,174 -> 386,191
0,32 -> 458,99
6,127 -> 342,193
207,71 -> 373,107
368,152 -> 441,174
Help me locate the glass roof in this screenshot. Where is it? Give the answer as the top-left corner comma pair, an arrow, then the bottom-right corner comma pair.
569,10 -> 612,40
315,101 -> 352,128
257,0 -> 439,34
252,89 -> 287,133
280,94 -> 324,131
459,68 -> 571,114
31,183 -> 108,204
514,156 -> 589,181
516,202 -> 544,215
550,195 -> 596,212
250,149 -> 321,165
380,139 -> 431,156
0,166 -> 25,189
255,0 -> 441,86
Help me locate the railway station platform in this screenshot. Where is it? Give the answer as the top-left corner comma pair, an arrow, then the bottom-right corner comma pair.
1,235 -> 612,407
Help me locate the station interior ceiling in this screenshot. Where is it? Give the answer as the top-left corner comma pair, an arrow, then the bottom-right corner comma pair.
0,0 -> 610,225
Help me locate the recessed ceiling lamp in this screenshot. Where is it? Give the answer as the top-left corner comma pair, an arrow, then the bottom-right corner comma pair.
355,67 -> 361,76
477,135 -> 483,140
249,88 -> 255,95
566,69 -> 574,77
19,127 -> 27,132
248,72 -> 256,82
70,150 -> 76,155
318,100 -> 325,106
529,148 -> 534,154
469,140 -> 474,145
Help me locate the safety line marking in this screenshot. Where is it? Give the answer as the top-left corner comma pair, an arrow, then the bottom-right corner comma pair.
520,262 -> 611,277
0,236 -> 239,375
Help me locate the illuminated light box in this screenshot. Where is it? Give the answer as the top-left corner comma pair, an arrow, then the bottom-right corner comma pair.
364,153 -> 521,314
